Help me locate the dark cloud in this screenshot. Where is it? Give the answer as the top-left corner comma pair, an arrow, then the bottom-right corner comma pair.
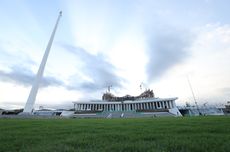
60,44 -> 124,92
146,27 -> 193,82
0,65 -> 63,88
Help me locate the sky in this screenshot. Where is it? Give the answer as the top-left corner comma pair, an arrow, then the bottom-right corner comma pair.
0,0 -> 230,109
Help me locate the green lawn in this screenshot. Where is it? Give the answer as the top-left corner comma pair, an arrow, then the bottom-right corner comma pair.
0,116 -> 229,152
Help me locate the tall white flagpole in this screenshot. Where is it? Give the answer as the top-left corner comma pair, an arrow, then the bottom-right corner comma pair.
22,11 -> 62,114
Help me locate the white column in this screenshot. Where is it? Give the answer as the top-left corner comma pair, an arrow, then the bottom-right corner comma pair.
114,104 -> 116,111
23,12 -> 62,114
75,104 -> 77,110
173,101 -> 176,108
170,101 -> 173,108
79,104 -> 81,110
147,103 -> 149,109
171,101 -> 174,108
92,104 -> 94,110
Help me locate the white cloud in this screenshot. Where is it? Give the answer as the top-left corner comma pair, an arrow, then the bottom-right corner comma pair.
1,1 -> 230,109
150,24 -> 230,105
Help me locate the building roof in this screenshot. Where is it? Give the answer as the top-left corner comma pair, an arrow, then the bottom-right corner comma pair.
73,97 -> 178,104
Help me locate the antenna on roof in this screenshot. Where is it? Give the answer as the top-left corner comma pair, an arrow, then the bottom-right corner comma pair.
140,83 -> 143,91
108,85 -> 112,92
187,75 -> 201,114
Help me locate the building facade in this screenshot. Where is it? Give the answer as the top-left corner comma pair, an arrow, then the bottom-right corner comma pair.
73,98 -> 177,112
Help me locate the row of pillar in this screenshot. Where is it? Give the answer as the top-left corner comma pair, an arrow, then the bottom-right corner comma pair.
74,100 -> 175,111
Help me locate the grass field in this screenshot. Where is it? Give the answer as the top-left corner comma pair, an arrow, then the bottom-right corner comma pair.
0,116 -> 230,152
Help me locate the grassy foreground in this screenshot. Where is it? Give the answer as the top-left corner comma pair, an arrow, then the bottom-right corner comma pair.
0,116 -> 229,152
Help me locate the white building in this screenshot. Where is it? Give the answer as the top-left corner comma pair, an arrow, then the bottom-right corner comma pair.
72,90 -> 182,118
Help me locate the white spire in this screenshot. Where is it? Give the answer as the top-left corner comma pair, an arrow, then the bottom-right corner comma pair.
22,12 -> 62,114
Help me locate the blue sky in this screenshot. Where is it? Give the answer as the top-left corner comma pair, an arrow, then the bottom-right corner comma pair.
1,0 -> 230,109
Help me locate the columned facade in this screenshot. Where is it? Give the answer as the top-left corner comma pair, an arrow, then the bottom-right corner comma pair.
73,98 -> 177,112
